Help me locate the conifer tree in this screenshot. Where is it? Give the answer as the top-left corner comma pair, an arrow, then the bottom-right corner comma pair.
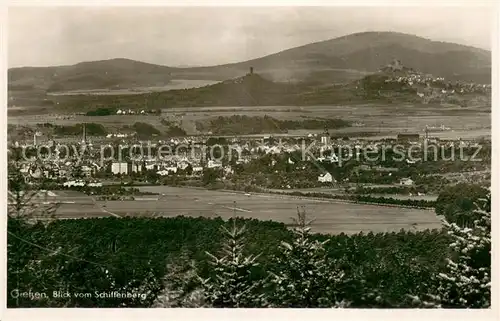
266,206 -> 348,308
152,251 -> 206,308
199,219 -> 265,307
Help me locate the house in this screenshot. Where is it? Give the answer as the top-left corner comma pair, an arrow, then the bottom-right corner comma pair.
265,146 -> 281,155
318,172 -> 334,183
207,160 -> 222,168
145,162 -> 157,171
177,162 -> 190,170
165,166 -> 178,174
111,162 -> 129,175
224,166 -> 234,176
399,178 -> 414,186
156,170 -> 170,176
131,162 -> 143,173
81,165 -> 93,177
63,180 -> 86,187
30,167 -> 43,179
190,166 -> 203,177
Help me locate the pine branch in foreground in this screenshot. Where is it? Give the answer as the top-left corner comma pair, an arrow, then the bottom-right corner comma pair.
199,221 -> 266,308
266,206 -> 350,308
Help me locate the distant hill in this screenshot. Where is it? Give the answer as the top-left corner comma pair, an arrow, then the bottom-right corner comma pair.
177,31 -> 491,84
49,60 -> 490,112
52,72 -> 297,111
8,31 -> 491,96
8,58 -> 179,92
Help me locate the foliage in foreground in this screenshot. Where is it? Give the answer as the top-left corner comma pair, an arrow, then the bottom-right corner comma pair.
435,184 -> 489,226
7,196 -> 490,308
410,194 -> 491,308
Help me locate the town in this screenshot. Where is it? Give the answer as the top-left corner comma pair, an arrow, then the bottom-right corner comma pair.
9,118 -> 490,209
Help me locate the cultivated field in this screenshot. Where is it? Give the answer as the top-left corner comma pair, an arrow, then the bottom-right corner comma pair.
45,187 -> 442,235
45,80 -> 220,96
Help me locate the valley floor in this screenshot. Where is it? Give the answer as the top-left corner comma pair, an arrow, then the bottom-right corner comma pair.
36,186 -> 442,235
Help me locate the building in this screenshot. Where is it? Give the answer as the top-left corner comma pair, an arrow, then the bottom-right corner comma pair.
320,128 -> 330,145
165,166 -> 178,173
207,160 -> 222,168
318,172 -> 334,183
81,165 -> 93,177
399,178 -> 414,186
111,162 -> 129,175
191,166 -> 204,177
131,162 -> 143,173
63,180 -> 86,187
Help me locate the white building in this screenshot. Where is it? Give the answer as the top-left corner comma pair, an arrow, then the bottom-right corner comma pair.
165,166 -> 178,173
192,166 -> 203,173
63,180 -> 86,187
81,165 -> 93,177
318,172 -> 334,183
399,178 -> 414,186
224,166 -> 234,176
111,162 -> 129,175
207,160 -> 222,168
131,163 -> 143,173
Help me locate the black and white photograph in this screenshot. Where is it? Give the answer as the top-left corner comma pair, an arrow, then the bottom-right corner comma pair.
2,2 -> 497,318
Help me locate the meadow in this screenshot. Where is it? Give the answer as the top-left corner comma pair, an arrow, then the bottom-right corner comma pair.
44,187 -> 441,235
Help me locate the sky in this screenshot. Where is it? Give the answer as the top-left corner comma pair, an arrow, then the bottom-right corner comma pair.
8,6 -> 494,68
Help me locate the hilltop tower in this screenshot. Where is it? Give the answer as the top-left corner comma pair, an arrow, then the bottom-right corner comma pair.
250,67 -> 254,75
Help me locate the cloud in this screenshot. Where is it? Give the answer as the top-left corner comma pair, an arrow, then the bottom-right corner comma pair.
8,6 -> 492,67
